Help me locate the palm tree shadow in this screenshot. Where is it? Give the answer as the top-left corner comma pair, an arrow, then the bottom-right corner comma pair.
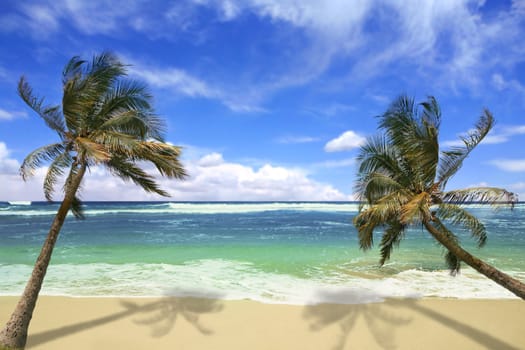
122,295 -> 223,337
303,290 -> 411,350
387,299 -> 520,350
27,290 -> 223,347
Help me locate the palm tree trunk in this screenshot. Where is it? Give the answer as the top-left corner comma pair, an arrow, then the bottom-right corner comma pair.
0,163 -> 87,350
423,219 -> 525,300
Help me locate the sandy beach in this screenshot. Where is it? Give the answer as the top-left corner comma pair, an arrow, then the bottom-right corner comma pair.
1,296 -> 523,349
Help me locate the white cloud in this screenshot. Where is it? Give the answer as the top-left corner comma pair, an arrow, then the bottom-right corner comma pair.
127,60 -> 266,113
0,0 -> 145,38
129,65 -> 218,99
5,1 -> 525,110
324,130 -> 366,152
276,136 -> 320,144
488,159 -> 525,172
491,73 -> 525,100
0,142 -> 20,174
0,150 -> 350,201
0,108 -> 27,121
160,153 -> 351,201
198,152 -> 224,167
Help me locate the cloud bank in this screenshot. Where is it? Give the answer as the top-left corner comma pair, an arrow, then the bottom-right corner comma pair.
0,142 -> 350,201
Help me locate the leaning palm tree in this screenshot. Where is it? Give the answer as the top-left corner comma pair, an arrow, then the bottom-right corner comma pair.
0,52 -> 187,349
354,95 -> 525,299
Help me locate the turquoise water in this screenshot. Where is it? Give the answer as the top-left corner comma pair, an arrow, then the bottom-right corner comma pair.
0,202 -> 524,304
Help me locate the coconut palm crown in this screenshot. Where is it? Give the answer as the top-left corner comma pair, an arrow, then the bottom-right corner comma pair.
0,52 -> 186,350
354,95 -> 525,299
19,52 -> 186,209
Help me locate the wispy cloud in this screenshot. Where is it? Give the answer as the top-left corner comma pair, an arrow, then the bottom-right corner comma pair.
325,130 -> 366,152
276,136 -> 320,144
130,65 -> 218,99
488,159 -> 525,172
0,108 -> 27,121
4,1 -> 525,110
492,73 -> 525,102
127,60 -> 266,113
0,0 -> 146,38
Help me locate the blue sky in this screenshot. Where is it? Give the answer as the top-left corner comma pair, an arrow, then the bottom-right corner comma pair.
0,0 -> 524,201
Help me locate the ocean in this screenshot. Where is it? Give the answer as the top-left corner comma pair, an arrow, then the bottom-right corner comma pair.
0,201 -> 524,304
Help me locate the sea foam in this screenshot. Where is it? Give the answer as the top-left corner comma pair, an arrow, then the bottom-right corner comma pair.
0,260 -> 519,304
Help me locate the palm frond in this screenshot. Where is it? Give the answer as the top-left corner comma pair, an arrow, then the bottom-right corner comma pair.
400,191 -> 431,225
62,52 -> 126,133
70,195 -> 84,219
443,187 -> 517,207
75,137 -> 111,163
356,135 -> 409,190
353,209 -> 378,250
62,56 -> 85,84
354,195 -> 405,250
378,95 -> 416,145
18,77 -> 66,137
379,221 -> 405,265
96,76 -> 165,141
375,95 -> 441,192
438,110 -> 494,187
98,110 -> 148,137
356,172 -> 404,205
90,130 -> 139,154
420,96 -> 441,129
43,151 -> 73,201
430,217 -> 462,275
105,157 -> 169,197
445,251 -> 461,275
412,96 -> 440,187
20,143 -> 66,180
132,142 -> 187,179
436,203 -> 487,247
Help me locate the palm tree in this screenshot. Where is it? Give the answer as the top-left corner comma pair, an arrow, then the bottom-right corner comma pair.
354,95 -> 525,299
0,52 -> 187,349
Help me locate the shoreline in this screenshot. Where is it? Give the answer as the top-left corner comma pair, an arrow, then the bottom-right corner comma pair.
1,296 -> 524,349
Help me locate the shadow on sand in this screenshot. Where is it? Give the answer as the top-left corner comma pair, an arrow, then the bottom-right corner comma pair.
304,290 -> 519,350
303,290 -> 411,350
27,291 -> 223,347
390,299 -> 520,350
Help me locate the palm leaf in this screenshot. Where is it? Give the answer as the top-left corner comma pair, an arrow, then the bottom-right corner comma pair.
18,77 -> 66,137
76,137 -> 111,163
438,110 -> 494,187
420,95 -> 441,129
132,142 -> 187,179
400,191 -> 431,225
443,187 -> 517,207
379,221 -> 405,265
356,135 -> 408,191
62,55 -> 85,84
20,143 -> 66,180
105,157 -> 170,197
430,217 -> 462,275
436,203 -> 487,247
354,194 -> 406,250
70,195 -> 84,219
357,172 -> 404,205
43,151 -> 73,201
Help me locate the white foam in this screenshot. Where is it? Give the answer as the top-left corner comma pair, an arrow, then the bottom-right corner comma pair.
0,260 -> 520,304
0,202 -> 358,217
8,201 -> 31,205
